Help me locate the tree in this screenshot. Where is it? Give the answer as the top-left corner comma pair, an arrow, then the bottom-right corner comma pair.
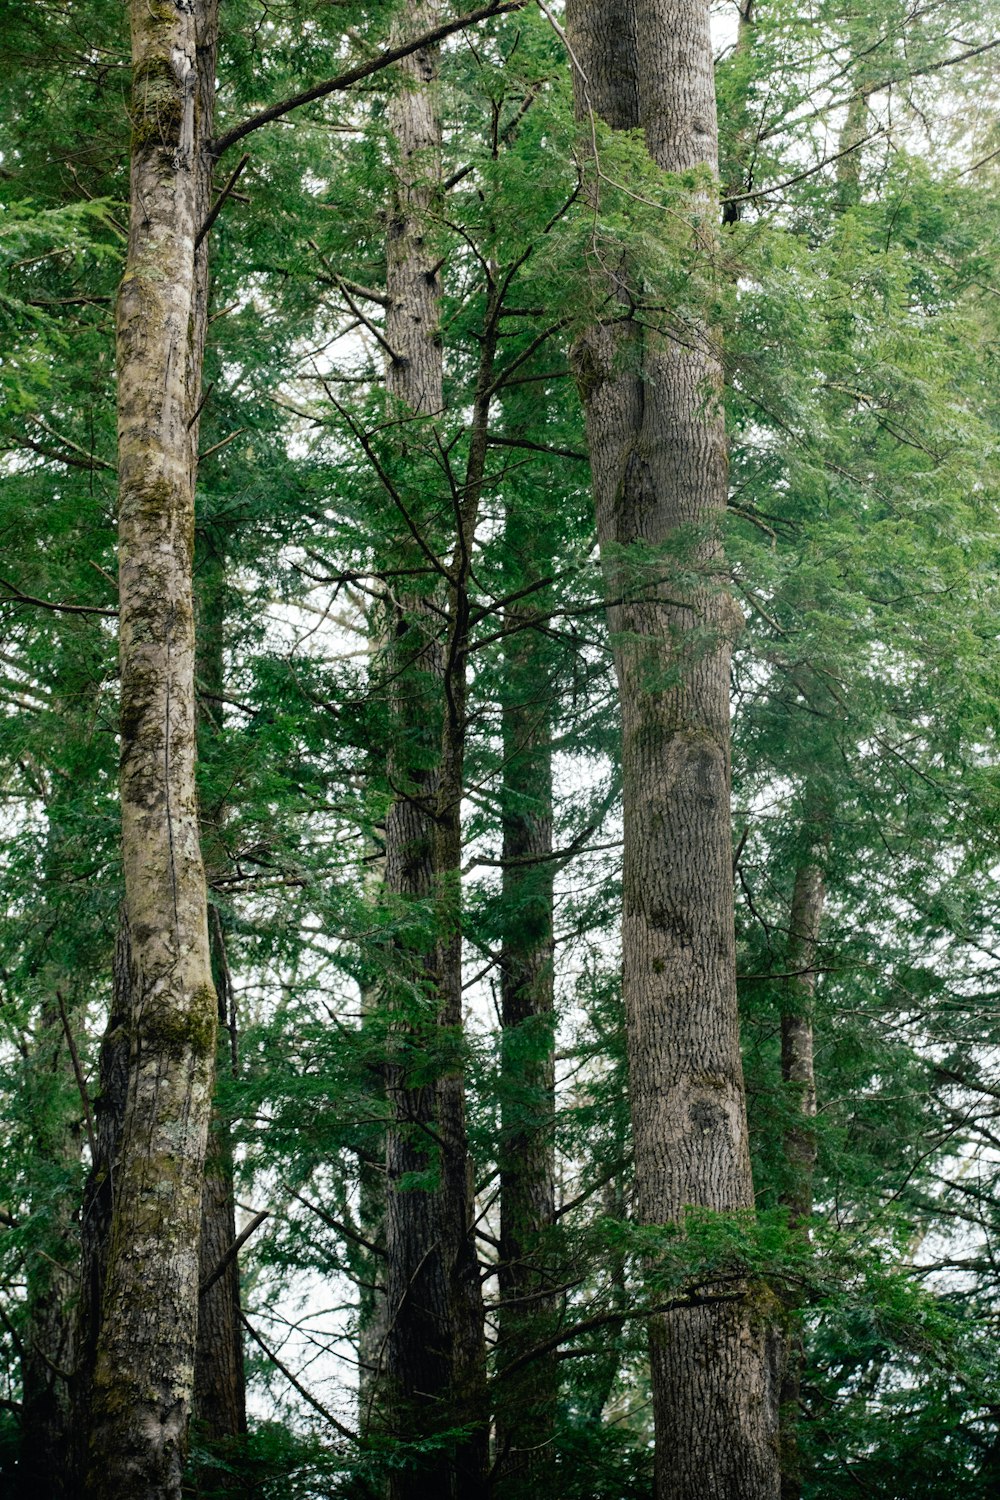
84,2 -> 221,1493
377,5 -> 489,1492
564,1 -> 780,1493
2,2 -> 1000,1496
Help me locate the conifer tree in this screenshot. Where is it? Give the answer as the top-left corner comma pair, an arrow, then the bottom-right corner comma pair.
565,1 -> 780,1492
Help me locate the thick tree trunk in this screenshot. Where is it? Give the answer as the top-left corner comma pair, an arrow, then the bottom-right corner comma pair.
778,844 -> 825,1500
494,505 -> 558,1492
84,2 -> 220,1495
380,6 -> 487,1495
565,3 -> 781,1496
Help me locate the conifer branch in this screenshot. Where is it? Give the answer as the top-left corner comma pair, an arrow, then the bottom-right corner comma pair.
0,575 -> 118,619
240,1313 -> 358,1442
211,2 -> 528,157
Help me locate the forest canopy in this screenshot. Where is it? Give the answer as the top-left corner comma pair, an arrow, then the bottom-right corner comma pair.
1,2 -> 1000,1498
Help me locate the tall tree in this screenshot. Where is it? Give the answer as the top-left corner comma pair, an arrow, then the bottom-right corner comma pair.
193,544 -> 248,1465
564,1 -> 780,1494
379,5 -> 488,1493
84,2 -> 221,1494
494,495 -> 558,1491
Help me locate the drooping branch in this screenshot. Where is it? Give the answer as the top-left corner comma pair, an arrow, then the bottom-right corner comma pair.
239,1313 -> 358,1443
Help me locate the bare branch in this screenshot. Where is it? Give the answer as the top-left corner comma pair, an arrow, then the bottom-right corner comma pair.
195,152 -> 251,248
200,1211 -> 270,1298
0,574 -> 118,619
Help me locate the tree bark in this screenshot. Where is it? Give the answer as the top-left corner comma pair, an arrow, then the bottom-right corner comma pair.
778,839 -> 825,1500
193,910 -> 247,1456
721,0 -> 757,225
193,544 -> 248,1463
380,6 -> 488,1494
494,502 -> 558,1492
84,2 -> 220,1494
565,2 -> 781,1496
76,914 -> 133,1489
20,997 -> 79,1500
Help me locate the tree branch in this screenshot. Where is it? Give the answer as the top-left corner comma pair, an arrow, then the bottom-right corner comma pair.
195,153 -> 251,248
200,1210 -> 270,1298
240,1312 -> 358,1442
0,575 -> 118,619
211,1 -> 528,157
722,127 -> 889,207
485,433 -> 587,461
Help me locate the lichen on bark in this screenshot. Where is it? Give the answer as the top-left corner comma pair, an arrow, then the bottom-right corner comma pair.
83,3 -> 220,1498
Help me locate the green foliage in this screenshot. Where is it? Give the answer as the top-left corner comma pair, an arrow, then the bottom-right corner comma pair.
1,0 -> 1000,1495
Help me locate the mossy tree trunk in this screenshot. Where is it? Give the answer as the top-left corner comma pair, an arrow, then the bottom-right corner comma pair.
84,2 -> 220,1495
564,2 -> 781,1495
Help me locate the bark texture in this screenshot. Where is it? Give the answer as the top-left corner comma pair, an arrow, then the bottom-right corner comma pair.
495,505 -> 558,1491
380,6 -> 488,1494
778,845 -> 825,1500
194,913 -> 247,1453
76,915 -> 132,1487
566,2 -> 781,1495
84,3 -> 220,1494
193,551 -> 248,1461
20,999 -> 79,1500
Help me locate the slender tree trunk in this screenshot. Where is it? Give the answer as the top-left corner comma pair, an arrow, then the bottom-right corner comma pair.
494,503 -> 558,1492
194,914 -> 247,1451
380,6 -> 488,1494
778,840 -> 825,1500
19,780 -> 88,1499
565,3 -> 781,1496
357,849 -> 389,1442
721,0 -> 756,225
780,858 -> 823,1230
76,915 -> 133,1489
193,547 -> 248,1462
20,997 -> 79,1500
84,2 -> 220,1494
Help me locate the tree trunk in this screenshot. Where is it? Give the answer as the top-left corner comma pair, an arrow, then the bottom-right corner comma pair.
20,998 -> 79,1500
84,2 -> 220,1494
565,3 -> 781,1496
193,912 -> 247,1455
193,544 -> 248,1463
494,502 -> 558,1492
778,840 -> 825,1500
721,0 -> 756,225
380,6 -> 488,1494
76,915 -> 133,1489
